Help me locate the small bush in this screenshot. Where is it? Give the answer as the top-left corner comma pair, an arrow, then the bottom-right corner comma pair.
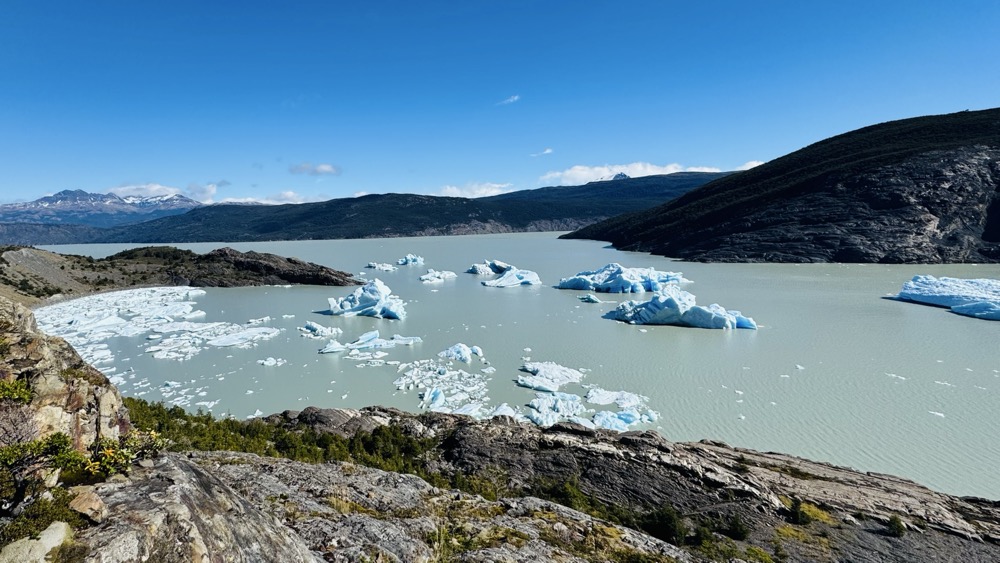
0,379 -> 31,403
0,488 -> 87,547
886,514 -> 906,537
787,497 -> 812,525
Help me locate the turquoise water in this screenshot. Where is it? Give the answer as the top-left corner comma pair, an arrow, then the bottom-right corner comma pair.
41,233 -> 1000,498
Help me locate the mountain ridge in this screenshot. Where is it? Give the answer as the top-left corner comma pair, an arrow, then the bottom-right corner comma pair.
563,108 -> 1000,263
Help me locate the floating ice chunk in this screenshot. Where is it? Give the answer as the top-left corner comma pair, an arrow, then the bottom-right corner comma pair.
319,340 -> 347,354
396,254 -> 424,266
391,334 -> 423,346
517,362 -> 585,392
207,327 -> 281,347
439,343 -> 482,363
929,411 -> 946,417
526,392 -> 588,426
325,279 -> 407,320
488,403 -> 520,419
585,388 -> 649,410
578,293 -> 603,303
246,316 -> 272,325
420,269 -> 458,283
896,275 -> 1000,320
609,285 -> 756,329
246,409 -> 263,419
557,263 -> 689,293
367,262 -> 398,271
592,411 -> 631,431
298,321 -> 343,339
481,268 -> 542,288
256,357 -> 286,367
466,260 -> 513,275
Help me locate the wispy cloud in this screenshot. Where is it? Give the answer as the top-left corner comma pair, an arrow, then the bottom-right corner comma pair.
540,162 -> 724,185
497,94 -> 520,105
289,162 -> 341,176
736,160 -> 765,170
439,182 -> 513,198
218,190 -> 326,205
530,148 -> 553,157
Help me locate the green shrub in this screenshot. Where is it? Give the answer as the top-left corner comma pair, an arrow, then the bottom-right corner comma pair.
886,514 -> 906,537
0,487 -> 87,547
0,379 -> 30,403
787,497 -> 812,525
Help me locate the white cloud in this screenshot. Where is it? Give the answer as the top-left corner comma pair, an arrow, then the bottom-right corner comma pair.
439,182 -> 513,198
217,191 -> 320,205
289,162 -> 341,176
540,162 -> 722,185
497,94 -> 520,105
187,182 -> 218,202
530,148 -> 553,157
108,183 -> 181,198
736,160 -> 765,170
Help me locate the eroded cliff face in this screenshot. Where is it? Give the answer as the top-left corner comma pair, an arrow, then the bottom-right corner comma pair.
0,296 -> 127,450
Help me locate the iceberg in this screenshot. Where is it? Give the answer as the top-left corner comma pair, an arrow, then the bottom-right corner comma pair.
419,269 -> 458,283
466,260 -> 513,275
895,275 -> 1000,321
516,362 -> 585,392
609,285 -> 756,329
257,357 -> 287,367
526,392 -> 589,426
366,262 -> 398,271
396,254 -> 424,266
481,268 -> 542,288
298,321 -> 343,339
556,263 -> 689,293
438,343 -> 483,363
206,327 -> 281,347
585,388 -> 649,410
578,293 -> 603,303
325,279 -> 407,320
319,340 -> 347,354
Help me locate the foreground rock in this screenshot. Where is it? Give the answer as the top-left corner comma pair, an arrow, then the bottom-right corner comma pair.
274,406 -> 1000,562
565,108 -> 1000,263
0,296 -> 126,449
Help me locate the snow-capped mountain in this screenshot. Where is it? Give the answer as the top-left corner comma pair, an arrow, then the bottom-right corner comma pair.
0,190 -> 203,228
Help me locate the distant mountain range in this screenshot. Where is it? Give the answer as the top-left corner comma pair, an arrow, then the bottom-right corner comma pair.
0,172 -> 726,245
0,189 -> 202,228
565,108 -> 1000,263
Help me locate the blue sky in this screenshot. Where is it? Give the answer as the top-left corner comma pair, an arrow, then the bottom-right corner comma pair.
2,1 -> 998,204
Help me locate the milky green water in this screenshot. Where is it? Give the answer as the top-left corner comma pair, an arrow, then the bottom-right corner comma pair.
42,233 -> 1000,498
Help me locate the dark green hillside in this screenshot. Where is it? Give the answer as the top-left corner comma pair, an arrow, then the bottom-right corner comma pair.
92,172 -> 723,243
564,108 -> 1000,263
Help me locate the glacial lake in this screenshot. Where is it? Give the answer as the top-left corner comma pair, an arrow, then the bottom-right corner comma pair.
40,233 -> 1000,499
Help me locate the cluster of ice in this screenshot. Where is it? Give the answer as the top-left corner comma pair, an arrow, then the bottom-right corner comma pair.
609,284 -> 756,329
585,388 -> 660,430
396,254 -> 424,266
438,343 -> 484,363
366,262 -> 398,272
324,279 -> 407,320
297,321 -> 343,340
419,269 -> 458,283
391,343 -> 507,418
466,260 -> 513,275
895,275 -> 1000,321
517,361 -> 585,392
257,357 -> 287,367
34,287 -> 283,363
481,268 -> 542,288
557,263 -> 689,293
319,330 -> 422,354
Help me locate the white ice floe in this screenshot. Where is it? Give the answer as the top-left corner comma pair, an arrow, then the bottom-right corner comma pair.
578,293 -> 603,303
298,321 -> 344,339
438,343 -> 484,364
34,286 -> 283,364
466,260 -> 513,275
396,254 -> 424,266
324,279 -> 407,320
517,362 -> 585,392
367,262 -> 398,271
556,263 -> 689,293
895,275 -> 1000,320
609,284 -> 756,329
481,268 -> 542,288
419,269 -> 458,283
585,388 -> 649,410
246,316 -> 272,325
257,357 -> 287,367
319,330 -> 423,354
393,358 -> 491,415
